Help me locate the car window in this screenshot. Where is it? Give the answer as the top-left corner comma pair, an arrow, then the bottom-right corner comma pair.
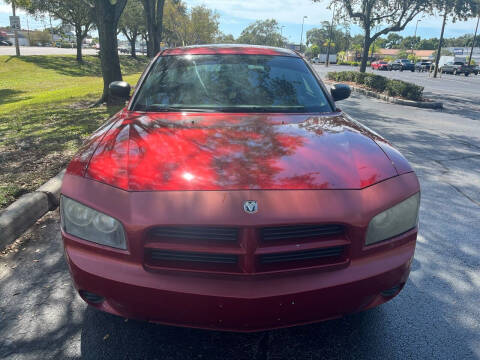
133,54 -> 333,113
454,62 -> 464,65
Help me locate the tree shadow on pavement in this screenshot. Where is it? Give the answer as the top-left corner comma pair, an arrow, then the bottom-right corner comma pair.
0,211 -> 86,359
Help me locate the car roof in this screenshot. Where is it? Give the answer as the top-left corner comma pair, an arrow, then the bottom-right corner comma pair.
161,44 -> 299,57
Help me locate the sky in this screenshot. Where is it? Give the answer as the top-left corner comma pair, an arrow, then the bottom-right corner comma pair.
1,0 -> 479,43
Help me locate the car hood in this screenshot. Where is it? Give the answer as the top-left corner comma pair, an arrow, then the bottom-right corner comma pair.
68,111 -> 407,191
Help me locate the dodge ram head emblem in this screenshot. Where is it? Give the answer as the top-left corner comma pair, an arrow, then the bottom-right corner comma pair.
243,200 -> 258,214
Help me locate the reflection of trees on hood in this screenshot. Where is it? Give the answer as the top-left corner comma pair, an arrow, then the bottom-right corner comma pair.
86,114 -> 307,190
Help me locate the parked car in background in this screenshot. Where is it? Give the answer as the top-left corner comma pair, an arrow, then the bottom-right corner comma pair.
371,61 -> 390,71
390,59 -> 415,72
468,64 -> 479,75
440,61 -> 472,76
60,44 -> 420,332
0,30 -> 12,46
310,57 -> 322,64
415,61 -> 432,72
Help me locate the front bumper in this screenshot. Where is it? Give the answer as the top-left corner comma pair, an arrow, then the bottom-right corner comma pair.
64,230 -> 415,332
61,172 -> 419,332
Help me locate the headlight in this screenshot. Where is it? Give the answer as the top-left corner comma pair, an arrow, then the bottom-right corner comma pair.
60,196 -> 127,250
365,193 -> 420,245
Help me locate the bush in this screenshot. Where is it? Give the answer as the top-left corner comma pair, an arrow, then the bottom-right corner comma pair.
364,74 -> 388,92
354,72 -> 368,84
326,71 -> 424,101
385,80 -> 424,101
337,60 -> 360,66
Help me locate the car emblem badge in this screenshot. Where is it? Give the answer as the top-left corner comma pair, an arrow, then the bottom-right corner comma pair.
243,200 -> 258,214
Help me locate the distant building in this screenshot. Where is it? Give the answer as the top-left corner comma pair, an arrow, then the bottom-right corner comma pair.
285,44 -> 301,51
445,47 -> 480,63
374,49 -> 435,60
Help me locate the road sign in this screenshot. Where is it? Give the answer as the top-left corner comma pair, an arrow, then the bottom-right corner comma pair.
9,16 -> 20,31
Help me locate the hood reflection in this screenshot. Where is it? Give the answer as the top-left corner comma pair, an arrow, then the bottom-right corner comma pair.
84,112 -> 397,191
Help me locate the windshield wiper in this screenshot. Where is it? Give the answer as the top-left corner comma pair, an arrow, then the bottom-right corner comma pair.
214,106 -> 306,113
135,104 -> 216,113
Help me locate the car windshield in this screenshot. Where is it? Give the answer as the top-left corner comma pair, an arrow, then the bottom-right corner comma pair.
132,54 -> 333,113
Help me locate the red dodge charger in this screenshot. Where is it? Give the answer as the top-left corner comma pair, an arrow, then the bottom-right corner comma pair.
60,45 -> 420,332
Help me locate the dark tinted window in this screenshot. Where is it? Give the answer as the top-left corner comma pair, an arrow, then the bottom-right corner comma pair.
133,54 -> 332,113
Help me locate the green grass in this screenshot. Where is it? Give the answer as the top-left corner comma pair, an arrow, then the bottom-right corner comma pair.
0,55 -> 149,208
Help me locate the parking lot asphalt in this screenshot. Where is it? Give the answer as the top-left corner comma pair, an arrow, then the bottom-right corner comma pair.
1,86 -> 479,358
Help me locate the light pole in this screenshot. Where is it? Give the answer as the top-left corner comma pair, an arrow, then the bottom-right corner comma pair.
326,5 -> 336,67
412,19 -> 421,54
468,15 -> 479,66
300,16 -> 307,52
280,25 -> 285,47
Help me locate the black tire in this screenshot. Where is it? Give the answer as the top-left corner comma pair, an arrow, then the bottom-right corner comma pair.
465,72 -> 469,77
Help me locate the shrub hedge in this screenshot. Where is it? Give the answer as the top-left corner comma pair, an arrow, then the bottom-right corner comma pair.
327,71 -> 424,101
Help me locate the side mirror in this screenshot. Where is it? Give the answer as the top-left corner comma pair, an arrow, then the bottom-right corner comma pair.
109,81 -> 131,99
330,83 -> 351,102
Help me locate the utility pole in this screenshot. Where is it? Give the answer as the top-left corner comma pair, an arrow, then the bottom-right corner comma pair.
433,12 -> 447,78
412,19 -> 421,54
26,15 -> 31,45
300,16 -> 307,52
280,25 -> 285,47
326,5 -> 336,67
11,0 -> 20,56
468,15 -> 479,66
49,13 -> 54,45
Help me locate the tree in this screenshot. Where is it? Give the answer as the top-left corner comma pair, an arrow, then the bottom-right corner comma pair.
29,30 -> 52,45
310,44 -> 321,57
237,19 -> 286,47
306,22 -> 351,54
141,0 -> 165,57
24,0 -> 93,62
118,0 -> 145,58
162,0 -> 188,46
316,0 -> 429,72
90,0 -> 128,104
417,38 -> 439,50
215,33 -> 236,44
187,5 -> 219,44
162,1 -> 220,46
385,33 -> 403,49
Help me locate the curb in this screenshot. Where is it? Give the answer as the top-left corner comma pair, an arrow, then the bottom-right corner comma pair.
0,169 -> 65,250
325,80 -> 443,109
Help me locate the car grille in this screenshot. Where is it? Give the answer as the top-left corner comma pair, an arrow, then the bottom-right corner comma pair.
150,226 -> 238,242
261,224 -> 344,241
144,225 -> 348,274
150,249 -> 238,264
260,246 -> 344,264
